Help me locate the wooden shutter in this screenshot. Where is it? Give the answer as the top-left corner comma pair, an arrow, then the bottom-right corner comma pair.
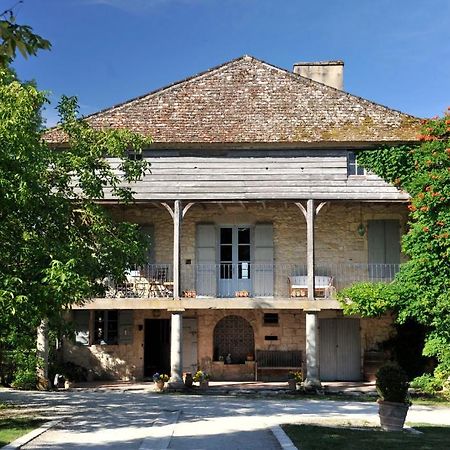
384,220 -> 400,265
196,224 -> 216,296
253,223 -> 274,296
73,310 -> 90,346
368,220 -> 400,278
118,310 -> 134,344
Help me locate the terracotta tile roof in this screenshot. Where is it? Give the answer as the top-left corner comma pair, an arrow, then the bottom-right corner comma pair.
44,55 -> 420,145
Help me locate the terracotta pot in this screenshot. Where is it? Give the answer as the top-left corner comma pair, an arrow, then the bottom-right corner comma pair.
154,380 -> 165,392
200,380 -> 209,389
288,379 -> 297,391
378,400 -> 409,431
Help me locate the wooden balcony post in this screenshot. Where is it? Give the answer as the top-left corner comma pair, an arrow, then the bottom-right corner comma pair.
306,199 -> 315,301
173,200 -> 181,300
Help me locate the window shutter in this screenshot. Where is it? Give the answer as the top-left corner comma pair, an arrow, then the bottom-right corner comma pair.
368,220 -> 400,279
118,310 -> 134,345
73,310 -> 90,346
384,220 -> 400,265
253,223 -> 274,296
196,224 -> 216,296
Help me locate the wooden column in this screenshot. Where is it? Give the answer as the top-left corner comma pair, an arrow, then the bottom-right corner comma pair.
306,199 -> 315,301
173,200 -> 181,300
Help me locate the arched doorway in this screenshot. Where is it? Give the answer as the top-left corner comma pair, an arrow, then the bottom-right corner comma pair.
213,315 -> 254,364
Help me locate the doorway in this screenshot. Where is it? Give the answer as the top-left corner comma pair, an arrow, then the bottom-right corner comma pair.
319,318 -> 361,381
219,226 -> 252,297
144,319 -> 170,378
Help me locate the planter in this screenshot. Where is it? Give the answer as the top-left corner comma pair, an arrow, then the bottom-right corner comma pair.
288,379 -> 297,391
154,380 -> 165,392
378,400 -> 410,431
184,372 -> 193,388
200,380 -> 209,389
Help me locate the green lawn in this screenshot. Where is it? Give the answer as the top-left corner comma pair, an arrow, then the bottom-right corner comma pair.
0,417 -> 44,447
283,424 -> 450,450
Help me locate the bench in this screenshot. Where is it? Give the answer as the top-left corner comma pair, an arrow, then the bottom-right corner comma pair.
255,350 -> 302,381
288,275 -> 334,298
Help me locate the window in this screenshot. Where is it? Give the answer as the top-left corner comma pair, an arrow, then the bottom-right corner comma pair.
347,151 -> 366,176
263,313 -> 279,325
94,310 -> 118,345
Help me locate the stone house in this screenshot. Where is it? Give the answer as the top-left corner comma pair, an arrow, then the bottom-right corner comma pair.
46,56 -> 420,384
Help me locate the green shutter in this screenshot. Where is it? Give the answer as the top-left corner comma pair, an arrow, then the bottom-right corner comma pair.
384,220 -> 400,265
253,223 -> 274,296
73,310 -> 90,346
368,219 -> 400,279
196,224 -> 216,296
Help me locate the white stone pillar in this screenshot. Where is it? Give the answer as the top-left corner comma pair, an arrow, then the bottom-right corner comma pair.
169,312 -> 184,387
36,318 -> 49,390
305,311 -> 321,387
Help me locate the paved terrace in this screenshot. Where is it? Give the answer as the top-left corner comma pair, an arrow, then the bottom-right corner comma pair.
1,382 -> 449,449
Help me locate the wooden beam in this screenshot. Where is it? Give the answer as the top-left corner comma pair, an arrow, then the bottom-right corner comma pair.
294,202 -> 307,220
182,202 -> 195,218
315,201 -> 327,216
161,202 -> 174,219
306,199 -> 315,301
173,200 -> 181,300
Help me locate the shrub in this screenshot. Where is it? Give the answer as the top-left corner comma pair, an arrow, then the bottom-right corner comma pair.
410,374 -> 443,394
376,362 -> 410,404
11,368 -> 36,390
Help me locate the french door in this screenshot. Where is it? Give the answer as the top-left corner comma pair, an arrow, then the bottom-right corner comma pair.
219,226 -> 252,297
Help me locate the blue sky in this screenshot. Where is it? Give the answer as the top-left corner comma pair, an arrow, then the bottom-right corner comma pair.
10,0 -> 450,126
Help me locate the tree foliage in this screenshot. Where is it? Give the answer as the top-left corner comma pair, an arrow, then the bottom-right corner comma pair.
0,68 -> 152,385
338,111 -> 450,376
0,3 -> 51,66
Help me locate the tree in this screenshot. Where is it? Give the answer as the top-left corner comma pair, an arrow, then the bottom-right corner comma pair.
339,111 -> 450,379
0,67 -> 151,387
0,2 -> 51,66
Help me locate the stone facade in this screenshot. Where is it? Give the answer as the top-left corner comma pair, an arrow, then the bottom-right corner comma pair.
64,308 -> 395,381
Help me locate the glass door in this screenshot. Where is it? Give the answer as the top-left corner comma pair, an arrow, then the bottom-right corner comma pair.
219,226 -> 252,297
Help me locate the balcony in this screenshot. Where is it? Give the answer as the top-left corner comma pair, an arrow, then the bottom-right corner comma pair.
101,262 -> 399,300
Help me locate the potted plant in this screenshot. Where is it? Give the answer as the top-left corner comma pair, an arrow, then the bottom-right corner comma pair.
193,370 -> 210,388
152,372 -> 169,391
376,363 -> 411,431
288,371 -> 303,391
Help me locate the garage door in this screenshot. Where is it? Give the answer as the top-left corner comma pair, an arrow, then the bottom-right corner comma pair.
319,318 -> 361,381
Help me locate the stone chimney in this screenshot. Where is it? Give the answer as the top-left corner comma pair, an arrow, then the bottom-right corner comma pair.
293,61 -> 344,90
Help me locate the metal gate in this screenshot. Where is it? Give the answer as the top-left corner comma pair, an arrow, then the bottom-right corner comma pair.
319,318 -> 361,381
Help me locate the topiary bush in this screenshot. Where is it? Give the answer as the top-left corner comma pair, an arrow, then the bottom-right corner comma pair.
376,362 -> 410,404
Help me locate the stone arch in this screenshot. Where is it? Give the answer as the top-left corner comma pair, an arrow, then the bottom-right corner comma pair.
213,315 -> 254,364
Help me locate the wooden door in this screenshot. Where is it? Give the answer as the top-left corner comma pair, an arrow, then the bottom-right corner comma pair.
319,318 -> 361,381
182,318 -> 198,374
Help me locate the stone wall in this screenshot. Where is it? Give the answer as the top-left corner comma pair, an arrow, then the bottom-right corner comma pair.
63,308 -> 395,382
109,201 -> 408,297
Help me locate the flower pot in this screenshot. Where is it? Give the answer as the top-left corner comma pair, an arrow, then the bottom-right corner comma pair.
184,372 -> 193,388
154,380 -> 165,392
378,400 -> 409,431
200,380 -> 209,389
288,379 -> 297,391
